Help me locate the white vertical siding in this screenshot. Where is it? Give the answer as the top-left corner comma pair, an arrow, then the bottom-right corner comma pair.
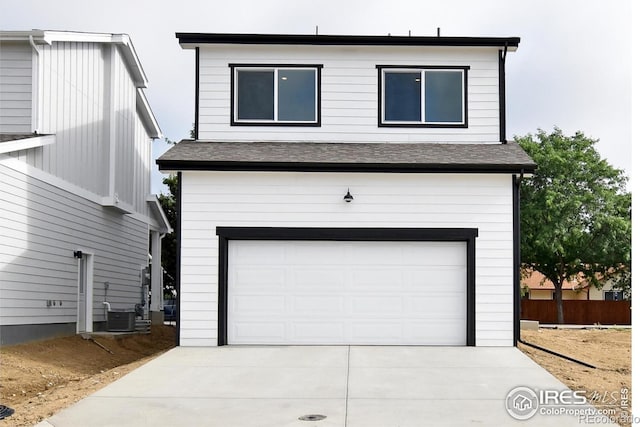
112,48 -> 138,206
0,42 -> 32,133
197,45 -> 500,143
132,113 -> 152,214
37,41 -> 108,196
0,163 -> 148,326
179,171 -> 514,347
12,41 -> 154,215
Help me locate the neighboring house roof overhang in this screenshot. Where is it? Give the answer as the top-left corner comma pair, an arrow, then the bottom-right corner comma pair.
136,89 -> 162,139
176,33 -> 520,51
0,30 -> 149,88
146,195 -> 173,234
0,133 -> 55,154
156,140 -> 536,174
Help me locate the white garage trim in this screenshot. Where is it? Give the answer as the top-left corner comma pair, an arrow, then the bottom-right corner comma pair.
216,227 -> 478,346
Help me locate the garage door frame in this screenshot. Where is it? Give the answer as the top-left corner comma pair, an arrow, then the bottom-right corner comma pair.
216,227 -> 478,346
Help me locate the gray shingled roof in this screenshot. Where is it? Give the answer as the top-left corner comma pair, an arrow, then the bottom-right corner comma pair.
0,133 -> 38,143
157,140 -> 536,173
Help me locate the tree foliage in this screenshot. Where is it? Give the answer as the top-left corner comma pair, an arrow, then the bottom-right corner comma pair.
517,128 -> 631,323
158,138 -> 178,298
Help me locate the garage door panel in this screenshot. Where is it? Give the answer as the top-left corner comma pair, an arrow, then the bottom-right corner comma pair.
228,240 -> 467,345
351,296 -> 404,314
351,269 -> 402,290
292,322 -> 345,341
352,322 -> 403,342
400,242 -> 466,264
233,268 -> 286,290
406,268 -> 467,289
231,242 -> 286,264
409,295 -> 466,315
232,322 -> 286,342
291,269 -> 346,290
350,244 -> 404,263
286,242 -> 349,264
231,295 -> 286,313
409,322 -> 466,345
292,296 -> 344,314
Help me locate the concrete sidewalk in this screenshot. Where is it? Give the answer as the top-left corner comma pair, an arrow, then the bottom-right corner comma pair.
36,346 -> 609,426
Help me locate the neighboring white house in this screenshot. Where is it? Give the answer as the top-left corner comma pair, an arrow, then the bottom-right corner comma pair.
157,33 -> 536,347
0,30 -> 171,345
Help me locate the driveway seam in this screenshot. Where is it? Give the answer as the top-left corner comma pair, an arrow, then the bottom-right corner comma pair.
344,345 -> 351,427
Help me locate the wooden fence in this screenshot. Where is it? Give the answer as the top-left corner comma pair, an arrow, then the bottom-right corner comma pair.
521,300 -> 631,325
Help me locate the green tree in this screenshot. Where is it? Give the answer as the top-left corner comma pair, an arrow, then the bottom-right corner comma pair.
517,128 -> 631,323
158,173 -> 177,298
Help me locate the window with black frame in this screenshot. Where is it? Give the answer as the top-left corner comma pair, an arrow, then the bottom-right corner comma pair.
378,66 -> 469,127
230,65 -> 322,126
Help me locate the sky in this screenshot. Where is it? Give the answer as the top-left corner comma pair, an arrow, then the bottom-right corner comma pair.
1,0 -> 633,194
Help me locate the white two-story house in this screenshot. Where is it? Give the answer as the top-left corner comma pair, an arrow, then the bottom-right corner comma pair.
0,30 -> 171,345
157,33 -> 535,347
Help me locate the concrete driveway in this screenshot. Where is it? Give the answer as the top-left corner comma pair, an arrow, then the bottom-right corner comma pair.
36,346 -> 607,426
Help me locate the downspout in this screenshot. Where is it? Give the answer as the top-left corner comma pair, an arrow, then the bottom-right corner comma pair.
513,170 -> 523,345
175,172 -> 182,346
194,47 -> 200,139
28,35 -> 40,134
499,44 -> 508,143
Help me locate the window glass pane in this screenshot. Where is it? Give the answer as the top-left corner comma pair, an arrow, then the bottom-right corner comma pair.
237,70 -> 274,120
425,71 -> 463,123
278,69 -> 316,121
384,72 -> 421,121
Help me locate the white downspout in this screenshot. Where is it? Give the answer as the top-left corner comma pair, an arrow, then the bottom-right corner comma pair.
28,35 -> 40,134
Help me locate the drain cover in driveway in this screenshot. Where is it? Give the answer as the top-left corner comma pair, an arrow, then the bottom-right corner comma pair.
298,414 -> 326,421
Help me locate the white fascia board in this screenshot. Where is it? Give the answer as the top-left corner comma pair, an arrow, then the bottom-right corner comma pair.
0,134 -> 55,154
43,32 -> 148,87
146,195 -> 173,234
112,34 -> 149,88
0,30 -> 48,43
136,89 -> 162,139
0,30 -> 149,88
42,31 -> 116,44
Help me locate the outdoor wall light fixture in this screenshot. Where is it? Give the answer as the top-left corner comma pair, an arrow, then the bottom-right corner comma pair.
73,250 -> 83,259
343,188 -> 354,203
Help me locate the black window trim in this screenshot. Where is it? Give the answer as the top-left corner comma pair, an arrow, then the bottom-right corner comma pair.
229,63 -> 323,127
216,226 -> 478,347
377,65 -> 470,128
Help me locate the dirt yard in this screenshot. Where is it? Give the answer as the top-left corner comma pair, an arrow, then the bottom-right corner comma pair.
0,325 -> 175,427
0,326 -> 630,426
519,328 -> 631,426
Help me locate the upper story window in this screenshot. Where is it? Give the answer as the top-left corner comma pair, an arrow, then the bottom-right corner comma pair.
230,64 -> 322,126
377,66 -> 469,128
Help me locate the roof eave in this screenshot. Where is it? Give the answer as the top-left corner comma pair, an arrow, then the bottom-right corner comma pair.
136,89 -> 162,139
176,32 -> 520,50
146,195 -> 173,234
156,160 -> 536,174
0,134 -> 56,154
0,30 -> 148,87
